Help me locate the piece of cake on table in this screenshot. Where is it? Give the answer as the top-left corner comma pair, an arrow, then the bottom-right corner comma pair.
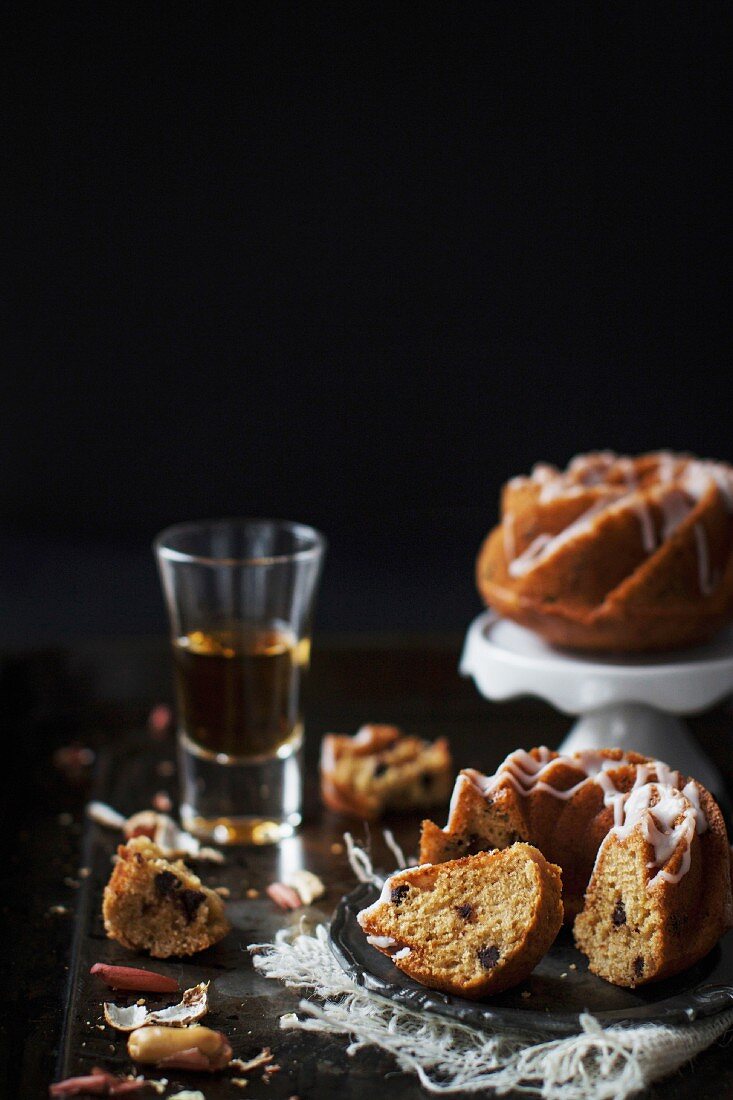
103,837 -> 230,958
357,844 -> 563,997
320,724 -> 452,819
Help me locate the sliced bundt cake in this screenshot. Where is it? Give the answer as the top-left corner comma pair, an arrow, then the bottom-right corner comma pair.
420,747 -> 732,985
357,844 -> 563,998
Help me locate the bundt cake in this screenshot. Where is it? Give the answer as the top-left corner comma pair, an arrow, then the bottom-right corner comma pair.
476,451 -> 733,651
356,844 -> 563,997
320,724 -> 453,819
103,837 -> 230,958
420,748 -> 733,985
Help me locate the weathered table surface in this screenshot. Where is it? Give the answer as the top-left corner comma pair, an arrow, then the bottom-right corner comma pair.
5,634 -> 733,1099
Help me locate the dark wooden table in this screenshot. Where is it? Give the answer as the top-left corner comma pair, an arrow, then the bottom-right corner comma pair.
4,634 -> 733,1099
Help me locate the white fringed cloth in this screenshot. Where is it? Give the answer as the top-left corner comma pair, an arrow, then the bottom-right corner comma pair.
249,838 -> 733,1100
251,926 -> 733,1099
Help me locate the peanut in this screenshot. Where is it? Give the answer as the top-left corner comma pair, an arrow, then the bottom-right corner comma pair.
128,1025 -> 231,1069
266,882 -> 302,910
90,963 -> 179,993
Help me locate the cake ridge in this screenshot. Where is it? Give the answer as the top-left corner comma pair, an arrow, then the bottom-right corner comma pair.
457,747 -> 682,828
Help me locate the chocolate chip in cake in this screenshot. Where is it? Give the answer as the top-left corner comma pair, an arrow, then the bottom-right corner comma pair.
373,761 -> 389,778
477,945 -> 500,970
455,903 -> 473,920
420,772 -> 433,789
179,887 -> 206,922
612,900 -> 626,927
390,884 -> 409,905
154,870 -> 181,898
633,956 -> 644,979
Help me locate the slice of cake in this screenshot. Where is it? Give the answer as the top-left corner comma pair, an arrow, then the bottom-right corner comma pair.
103,837 -> 230,958
574,782 -> 733,986
320,724 -> 452,819
357,844 -> 563,998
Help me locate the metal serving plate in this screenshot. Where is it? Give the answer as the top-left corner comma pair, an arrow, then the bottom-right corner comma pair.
330,882 -> 733,1037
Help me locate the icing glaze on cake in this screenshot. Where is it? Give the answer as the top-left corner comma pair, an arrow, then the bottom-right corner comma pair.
477,451 -> 733,651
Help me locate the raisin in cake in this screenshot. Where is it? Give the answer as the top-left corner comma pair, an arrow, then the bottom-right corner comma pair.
103,837 -> 230,958
320,724 -> 452,819
357,844 -> 563,998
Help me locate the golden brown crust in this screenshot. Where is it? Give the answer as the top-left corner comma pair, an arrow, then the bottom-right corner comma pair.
476,452 -> 733,652
102,838 -> 230,958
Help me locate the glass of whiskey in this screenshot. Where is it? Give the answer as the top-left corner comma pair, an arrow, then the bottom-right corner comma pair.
154,519 -> 325,844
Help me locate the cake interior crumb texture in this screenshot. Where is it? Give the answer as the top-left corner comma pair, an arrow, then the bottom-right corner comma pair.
102,837 -> 230,958
358,844 -> 563,998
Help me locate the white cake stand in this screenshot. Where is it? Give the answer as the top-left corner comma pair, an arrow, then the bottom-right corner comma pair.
460,610 -> 733,794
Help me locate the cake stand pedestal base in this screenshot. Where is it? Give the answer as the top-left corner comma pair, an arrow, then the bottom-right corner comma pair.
460,612 -> 733,798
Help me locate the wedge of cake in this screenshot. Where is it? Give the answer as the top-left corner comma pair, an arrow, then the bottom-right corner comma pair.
357,844 -> 563,998
574,782 -> 733,986
320,723 -> 452,819
102,837 -> 230,958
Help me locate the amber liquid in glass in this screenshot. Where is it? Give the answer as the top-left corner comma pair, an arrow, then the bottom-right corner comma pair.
173,624 -> 309,760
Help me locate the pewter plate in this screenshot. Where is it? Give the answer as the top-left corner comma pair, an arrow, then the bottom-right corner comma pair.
330,882 -> 733,1037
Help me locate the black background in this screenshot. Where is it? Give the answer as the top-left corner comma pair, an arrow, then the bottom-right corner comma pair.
3,3 -> 729,645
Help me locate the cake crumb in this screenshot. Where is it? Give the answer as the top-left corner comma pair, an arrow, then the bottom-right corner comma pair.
569,963 -> 577,970
521,990 -> 531,999
246,888 -> 260,899
49,905 -> 69,915
330,842 -> 344,854
231,1049 -> 273,1073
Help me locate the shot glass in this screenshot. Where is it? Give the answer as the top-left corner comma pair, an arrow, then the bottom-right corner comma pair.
154,519 -> 325,845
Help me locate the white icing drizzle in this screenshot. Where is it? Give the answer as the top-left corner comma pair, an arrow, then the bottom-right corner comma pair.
658,487 -> 692,540
366,935 -> 397,948
656,451 -> 678,484
605,781 -> 707,887
508,499 -> 611,577
683,460 -> 733,511
392,946 -> 412,959
508,534 -> 554,576
357,863 -> 434,925
632,500 -> 656,553
464,748 -> 679,811
452,748 -> 706,888
504,452 -> 733,579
